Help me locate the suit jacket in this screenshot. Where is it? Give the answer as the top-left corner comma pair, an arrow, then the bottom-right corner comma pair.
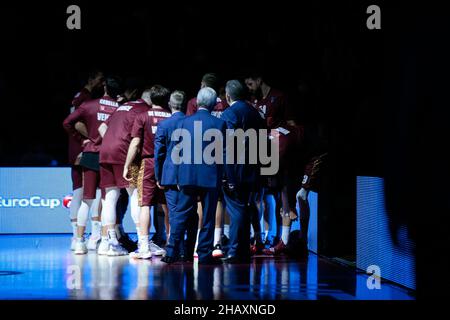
154,111 -> 186,186
220,100 -> 266,185
175,109 -> 227,189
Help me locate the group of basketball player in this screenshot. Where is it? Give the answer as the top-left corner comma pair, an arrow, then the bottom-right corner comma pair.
62,70 -> 323,263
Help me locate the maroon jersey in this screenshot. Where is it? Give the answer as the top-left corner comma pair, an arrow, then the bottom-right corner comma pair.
131,107 -> 171,158
67,88 -> 92,164
252,88 -> 290,129
99,99 -> 150,164
63,96 -> 119,153
186,97 -> 228,118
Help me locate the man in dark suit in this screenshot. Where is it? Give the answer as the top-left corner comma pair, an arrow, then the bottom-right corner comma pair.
161,87 -> 227,264
154,90 -> 198,262
220,80 -> 266,263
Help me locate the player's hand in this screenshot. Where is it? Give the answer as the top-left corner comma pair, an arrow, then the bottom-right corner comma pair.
156,181 -> 165,190
123,166 -> 132,182
296,188 -> 308,201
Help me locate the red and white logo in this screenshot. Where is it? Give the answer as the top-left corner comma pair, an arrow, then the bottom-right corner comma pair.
63,195 -> 73,208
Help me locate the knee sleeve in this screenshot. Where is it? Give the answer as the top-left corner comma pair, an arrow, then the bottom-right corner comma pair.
70,188 -> 83,220
90,189 -> 102,218
127,188 -> 140,224
77,199 -> 93,227
102,188 -> 120,226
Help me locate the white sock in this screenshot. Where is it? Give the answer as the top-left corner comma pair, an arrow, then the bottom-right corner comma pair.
107,229 -> 119,245
223,224 -> 230,238
101,236 -> 108,242
91,221 -> 101,238
76,235 -> 84,242
136,227 -> 141,236
194,229 -> 200,252
264,230 -> 269,242
139,235 -> 149,249
281,226 -> 290,244
71,222 -> 77,238
214,227 -> 222,246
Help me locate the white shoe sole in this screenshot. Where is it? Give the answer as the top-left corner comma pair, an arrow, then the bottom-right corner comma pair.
151,250 -> 165,256
107,249 -> 128,257
130,253 -> 152,259
212,251 -> 224,258
74,249 -> 87,255
87,242 -> 100,251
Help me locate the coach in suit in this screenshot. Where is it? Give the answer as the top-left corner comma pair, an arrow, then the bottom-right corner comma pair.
220,80 -> 266,263
154,91 -> 198,262
164,87 -> 227,264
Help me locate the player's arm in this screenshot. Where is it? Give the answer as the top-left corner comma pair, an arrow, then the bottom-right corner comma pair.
124,113 -> 145,181
63,105 -> 86,144
123,137 -> 141,181
75,121 -> 88,138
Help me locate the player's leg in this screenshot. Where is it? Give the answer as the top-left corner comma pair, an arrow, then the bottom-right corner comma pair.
74,168 -> 98,255
297,187 -> 310,250
149,203 -> 168,256
249,192 -> 265,255
131,158 -> 153,259
193,199 -> 203,259
98,188 -> 110,255
127,187 -> 140,233
212,197 -> 225,258
86,188 -> 102,250
102,187 -> 127,256
70,165 -> 83,250
99,163 -> 128,256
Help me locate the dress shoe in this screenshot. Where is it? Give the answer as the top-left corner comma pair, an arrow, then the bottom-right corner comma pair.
161,255 -> 179,264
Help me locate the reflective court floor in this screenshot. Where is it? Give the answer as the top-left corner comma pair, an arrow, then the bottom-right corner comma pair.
0,235 -> 414,300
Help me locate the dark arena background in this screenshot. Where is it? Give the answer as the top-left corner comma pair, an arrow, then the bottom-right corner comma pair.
0,0 -> 449,310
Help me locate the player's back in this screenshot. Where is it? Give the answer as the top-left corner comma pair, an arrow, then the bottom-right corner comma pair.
81,96 -> 119,153
100,99 -> 149,164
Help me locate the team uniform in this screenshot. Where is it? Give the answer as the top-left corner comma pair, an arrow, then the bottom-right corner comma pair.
68,88 -> 92,190
131,107 -> 171,207
63,96 -> 119,199
99,99 -> 150,189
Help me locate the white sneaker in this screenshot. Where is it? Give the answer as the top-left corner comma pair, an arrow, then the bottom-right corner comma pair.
87,235 -> 101,251
107,242 -> 128,256
129,246 -> 152,259
97,239 -> 110,256
149,241 -> 166,256
70,237 -> 77,251
74,240 -> 88,255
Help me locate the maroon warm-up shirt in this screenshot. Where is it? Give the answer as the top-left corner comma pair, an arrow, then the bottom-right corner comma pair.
67,88 -> 92,164
63,96 -> 119,153
99,99 -> 150,165
186,97 -> 228,118
131,107 -> 171,158
252,88 -> 291,129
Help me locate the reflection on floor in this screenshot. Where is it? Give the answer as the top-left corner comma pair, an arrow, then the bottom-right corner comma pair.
0,235 -> 414,300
